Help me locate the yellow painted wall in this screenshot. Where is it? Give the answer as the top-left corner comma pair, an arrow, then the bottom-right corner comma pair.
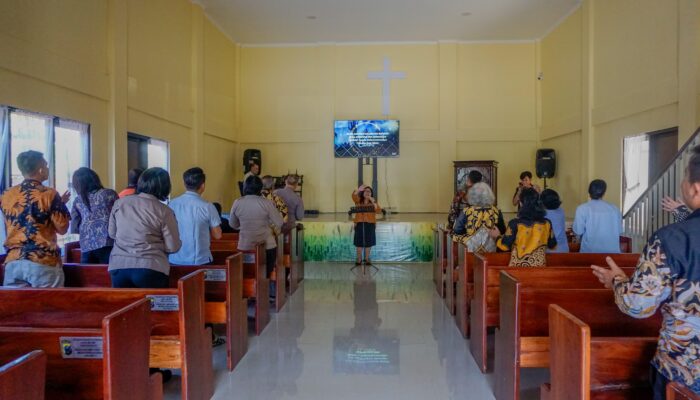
238,43 -> 538,213
538,0 -> 699,211
0,0 -> 239,209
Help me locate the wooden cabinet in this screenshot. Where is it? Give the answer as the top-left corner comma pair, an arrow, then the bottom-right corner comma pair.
453,161 -> 499,204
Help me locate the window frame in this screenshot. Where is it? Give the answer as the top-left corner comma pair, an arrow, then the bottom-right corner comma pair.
2,105 -> 91,192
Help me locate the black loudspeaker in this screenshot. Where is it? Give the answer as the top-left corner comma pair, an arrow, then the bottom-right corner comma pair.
536,149 -> 556,178
243,149 -> 262,173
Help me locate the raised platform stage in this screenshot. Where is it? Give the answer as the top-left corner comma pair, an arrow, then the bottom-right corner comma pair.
303,213 -> 446,263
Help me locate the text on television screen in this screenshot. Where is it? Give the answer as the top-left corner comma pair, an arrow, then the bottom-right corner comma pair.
334,120 -> 399,158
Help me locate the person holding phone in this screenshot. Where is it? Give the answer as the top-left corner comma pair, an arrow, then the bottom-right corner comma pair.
512,171 -> 542,208
352,185 -> 382,266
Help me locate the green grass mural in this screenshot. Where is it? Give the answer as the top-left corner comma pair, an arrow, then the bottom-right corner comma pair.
303,222 -> 435,262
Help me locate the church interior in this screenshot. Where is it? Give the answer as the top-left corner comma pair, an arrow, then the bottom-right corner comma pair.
1,0 -> 700,399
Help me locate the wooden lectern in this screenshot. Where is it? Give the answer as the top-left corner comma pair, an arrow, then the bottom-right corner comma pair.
453,161 -> 499,204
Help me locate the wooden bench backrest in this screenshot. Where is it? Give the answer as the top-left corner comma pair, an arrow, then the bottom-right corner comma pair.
549,304 -> 657,398
0,299 -> 155,400
668,382 -> 700,400
500,273 -> 662,338
476,252 -> 640,269
0,350 -> 46,400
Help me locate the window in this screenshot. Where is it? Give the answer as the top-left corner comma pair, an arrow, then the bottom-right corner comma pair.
127,133 -> 169,171
0,106 -> 90,250
3,107 -> 90,192
622,128 -> 678,213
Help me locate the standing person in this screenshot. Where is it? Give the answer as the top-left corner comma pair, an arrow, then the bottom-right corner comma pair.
452,182 -> 506,253
229,176 -> 283,283
491,187 -> 557,266
591,145 -> 700,399
243,162 -> 260,182
512,171 -> 542,208
118,168 -> 143,198
274,174 -> 305,234
213,202 -> 236,233
573,179 -> 622,253
448,170 -> 482,230
168,167 -> 222,266
1,150 -> 70,287
70,167 -> 119,264
352,185 -> 382,266
540,189 -> 569,253
261,175 -> 288,231
108,167 -> 181,288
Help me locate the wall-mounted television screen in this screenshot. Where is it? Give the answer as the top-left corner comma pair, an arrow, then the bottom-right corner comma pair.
334,120 -> 399,158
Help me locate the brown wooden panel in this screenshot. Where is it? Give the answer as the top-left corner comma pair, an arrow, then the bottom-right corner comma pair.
103,299 -> 156,400
548,304 -> 590,400
589,337 -> 656,390
0,350 -> 46,400
519,336 -> 549,367
667,382 -> 700,400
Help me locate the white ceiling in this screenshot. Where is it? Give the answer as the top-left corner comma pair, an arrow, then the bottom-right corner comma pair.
193,0 -> 582,45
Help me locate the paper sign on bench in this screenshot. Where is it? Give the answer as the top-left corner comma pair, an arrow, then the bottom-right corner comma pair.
147,295 -> 180,311
243,254 -> 256,264
204,269 -> 227,282
59,337 -> 103,359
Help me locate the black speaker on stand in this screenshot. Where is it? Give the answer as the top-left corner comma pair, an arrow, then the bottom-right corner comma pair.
243,149 -> 262,173
536,149 -> 556,189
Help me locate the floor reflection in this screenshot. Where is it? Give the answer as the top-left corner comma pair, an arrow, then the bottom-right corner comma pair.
196,263 -> 496,400
333,270 -> 399,375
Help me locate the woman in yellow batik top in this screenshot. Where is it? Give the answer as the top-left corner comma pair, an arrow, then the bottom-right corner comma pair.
452,182 -> 506,253
491,187 -> 556,266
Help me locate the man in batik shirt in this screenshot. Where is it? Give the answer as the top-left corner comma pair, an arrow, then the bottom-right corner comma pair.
2,150 -> 70,287
592,145 -> 700,399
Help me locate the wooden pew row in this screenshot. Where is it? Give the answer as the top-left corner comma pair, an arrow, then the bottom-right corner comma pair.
435,226 -> 449,298
0,271 -> 213,400
0,350 -> 46,400
432,226 -> 440,289
541,304 -> 657,400
493,271 -> 661,400
62,253 -> 248,371
444,233 -> 460,315
291,223 -> 305,285
455,247 -> 477,338
469,252 -> 640,372
668,382 -> 700,400
65,240 -> 278,334
0,297 -> 163,400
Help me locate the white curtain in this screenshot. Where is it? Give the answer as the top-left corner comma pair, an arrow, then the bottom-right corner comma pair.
622,135 -> 650,213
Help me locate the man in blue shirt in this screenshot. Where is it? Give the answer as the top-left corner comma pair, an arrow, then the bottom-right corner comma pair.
573,179 -> 622,253
169,167 -> 222,265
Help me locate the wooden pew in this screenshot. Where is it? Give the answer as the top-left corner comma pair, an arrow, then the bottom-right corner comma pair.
541,304 -> 657,400
668,382 -> 700,400
493,270 -> 661,400
292,223 -> 304,284
444,233 -> 460,315
0,271 -> 213,400
469,252 -> 640,372
432,226 -> 440,289
61,255 -> 248,370
436,226 -> 449,298
65,240 -> 277,335
455,245 -> 477,338
219,232 -> 239,240
0,350 -> 46,400
269,234 -> 287,312
0,297 -> 162,400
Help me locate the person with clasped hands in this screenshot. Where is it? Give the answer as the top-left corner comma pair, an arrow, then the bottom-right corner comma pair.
592,145 -> 700,399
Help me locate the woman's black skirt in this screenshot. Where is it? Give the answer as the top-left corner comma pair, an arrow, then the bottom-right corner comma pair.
353,222 -> 377,247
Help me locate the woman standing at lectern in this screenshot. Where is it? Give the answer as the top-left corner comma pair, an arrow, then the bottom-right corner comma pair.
352,185 -> 382,266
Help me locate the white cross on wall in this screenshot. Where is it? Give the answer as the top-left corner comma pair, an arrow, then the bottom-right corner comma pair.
367,57 -> 406,116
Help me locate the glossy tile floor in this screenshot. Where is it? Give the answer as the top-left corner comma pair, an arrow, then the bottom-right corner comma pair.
164,263 -> 547,399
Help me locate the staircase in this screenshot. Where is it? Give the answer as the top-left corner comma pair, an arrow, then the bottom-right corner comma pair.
623,128 -> 700,252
